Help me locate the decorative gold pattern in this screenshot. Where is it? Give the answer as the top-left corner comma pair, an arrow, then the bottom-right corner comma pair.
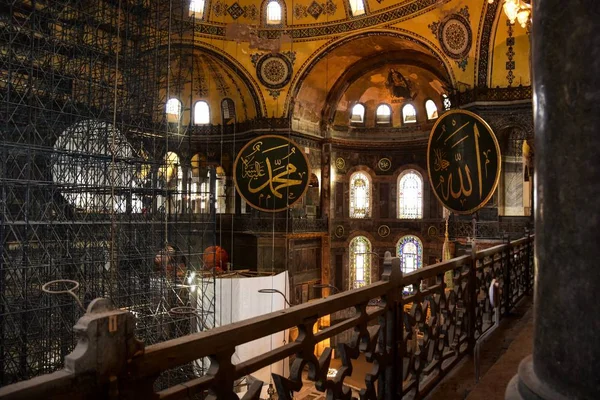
377,225 -> 391,237
256,54 -> 293,89
378,157 -> 391,171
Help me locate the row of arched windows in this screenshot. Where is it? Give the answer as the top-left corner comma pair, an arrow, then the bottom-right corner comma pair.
165,98 -> 236,125
162,152 -> 230,214
351,100 -> 442,125
189,0 -> 366,23
349,235 -> 423,288
349,170 -> 423,219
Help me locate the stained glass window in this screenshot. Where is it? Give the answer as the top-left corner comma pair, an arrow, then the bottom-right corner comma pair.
350,236 -> 371,288
350,104 -> 365,123
376,104 -> 391,124
350,171 -> 370,218
266,1 -> 282,25
398,170 -> 423,219
397,235 -> 423,274
349,0 -> 365,16
194,101 -> 210,125
402,104 -> 417,124
425,99 -> 438,120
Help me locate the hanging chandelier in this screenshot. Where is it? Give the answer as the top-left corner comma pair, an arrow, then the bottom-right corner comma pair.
488,0 -> 532,29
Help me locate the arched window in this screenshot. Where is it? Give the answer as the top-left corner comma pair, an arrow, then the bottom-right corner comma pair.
376,104 -> 392,124
442,93 -> 451,110
350,171 -> 371,218
266,1 -> 282,25
221,98 -> 236,124
166,98 -> 182,118
397,235 -> 423,274
349,0 -> 365,16
398,169 -> 423,219
425,99 -> 438,120
52,120 -> 144,213
194,101 -> 210,125
189,0 -> 205,17
350,236 -> 371,288
350,103 -> 365,123
402,104 -> 417,124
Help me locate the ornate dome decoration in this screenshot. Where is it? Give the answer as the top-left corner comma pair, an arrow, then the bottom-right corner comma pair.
154,49 -> 262,123
256,53 -> 293,89
429,7 -> 472,71
253,52 -> 295,98
441,18 -> 471,58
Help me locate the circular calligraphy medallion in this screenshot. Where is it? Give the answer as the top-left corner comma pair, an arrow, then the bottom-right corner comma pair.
427,225 -> 438,238
234,135 -> 311,212
377,225 -> 390,238
439,15 -> 472,59
256,54 -> 292,89
334,225 -> 345,238
378,157 -> 391,171
335,157 -> 345,171
427,110 -> 501,214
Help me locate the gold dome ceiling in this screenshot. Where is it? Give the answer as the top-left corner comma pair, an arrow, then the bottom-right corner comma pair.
157,0 -> 531,123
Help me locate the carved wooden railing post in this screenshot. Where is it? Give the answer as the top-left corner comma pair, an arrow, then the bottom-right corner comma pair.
502,234 -> 512,317
0,298 -> 145,400
206,349 -> 261,400
524,228 -> 532,294
466,240 -> 478,354
380,251 -> 402,400
273,317 -> 319,399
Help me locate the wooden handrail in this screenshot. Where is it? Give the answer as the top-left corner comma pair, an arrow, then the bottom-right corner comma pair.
130,280 -> 392,378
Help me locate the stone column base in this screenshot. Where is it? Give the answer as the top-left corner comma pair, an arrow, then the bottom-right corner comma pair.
505,355 -> 569,400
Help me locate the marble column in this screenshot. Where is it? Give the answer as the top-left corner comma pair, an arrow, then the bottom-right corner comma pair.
506,1 -> 600,399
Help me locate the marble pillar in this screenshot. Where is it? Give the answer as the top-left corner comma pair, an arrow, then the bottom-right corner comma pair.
506,0 -> 600,399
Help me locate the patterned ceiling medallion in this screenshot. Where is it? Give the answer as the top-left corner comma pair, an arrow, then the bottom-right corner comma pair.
335,157 -> 345,170
334,225 -> 345,238
440,16 -> 472,59
256,54 -> 292,90
377,225 -> 391,238
429,6 -> 472,71
378,157 -> 391,171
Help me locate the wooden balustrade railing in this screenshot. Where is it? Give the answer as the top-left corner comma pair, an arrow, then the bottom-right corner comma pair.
0,234 -> 534,400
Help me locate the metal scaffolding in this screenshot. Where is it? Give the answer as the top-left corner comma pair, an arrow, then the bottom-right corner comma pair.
0,0 -> 217,388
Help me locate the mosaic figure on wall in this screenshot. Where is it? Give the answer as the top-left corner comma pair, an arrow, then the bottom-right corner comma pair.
386,68 -> 413,99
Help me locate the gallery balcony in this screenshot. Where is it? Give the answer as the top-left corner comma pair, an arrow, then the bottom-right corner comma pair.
0,234 -> 534,400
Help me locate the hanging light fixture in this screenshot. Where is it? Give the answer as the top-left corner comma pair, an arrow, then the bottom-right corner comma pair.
489,0 -> 532,29
503,0 -> 521,24
516,4 -> 532,28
